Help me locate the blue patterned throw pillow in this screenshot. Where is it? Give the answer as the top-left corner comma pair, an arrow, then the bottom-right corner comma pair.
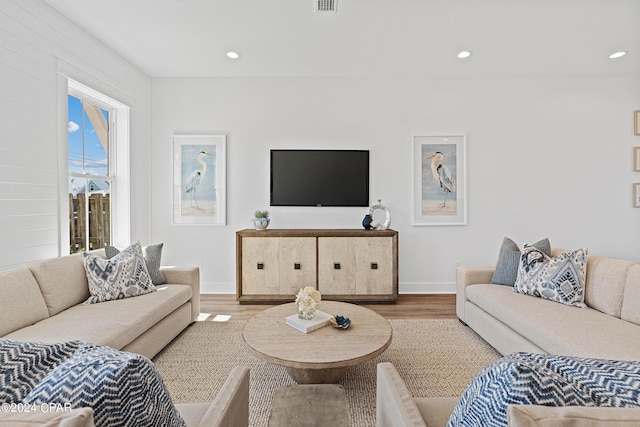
22,341 -> 185,427
447,352 -> 640,427
82,242 -> 155,304
513,246 -> 588,308
0,340 -> 82,403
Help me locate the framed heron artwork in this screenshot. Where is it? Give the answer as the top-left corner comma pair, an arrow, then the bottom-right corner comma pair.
173,135 -> 226,225
411,135 -> 466,226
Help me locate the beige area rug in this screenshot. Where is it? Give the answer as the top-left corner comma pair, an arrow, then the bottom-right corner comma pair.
153,319 -> 500,427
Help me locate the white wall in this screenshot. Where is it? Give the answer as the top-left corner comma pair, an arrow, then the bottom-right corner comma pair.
3,1 -> 638,294
0,0 -> 151,269
151,74 -> 640,294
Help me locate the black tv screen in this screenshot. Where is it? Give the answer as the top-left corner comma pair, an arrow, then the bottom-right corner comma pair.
270,150 -> 369,207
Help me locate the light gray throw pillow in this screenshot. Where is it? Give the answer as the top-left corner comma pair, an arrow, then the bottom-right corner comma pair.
490,237 -> 551,286
105,243 -> 167,285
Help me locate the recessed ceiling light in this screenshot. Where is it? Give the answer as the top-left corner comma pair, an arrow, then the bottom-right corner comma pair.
457,51 -> 472,59
226,51 -> 240,59
609,51 -> 627,59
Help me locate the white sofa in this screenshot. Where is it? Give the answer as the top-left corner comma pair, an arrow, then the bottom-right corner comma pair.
377,250 -> 640,427
0,250 -> 199,359
0,250 -> 250,427
0,366 -> 249,427
457,250 -> 640,361
377,362 -> 640,427
172,366 -> 250,427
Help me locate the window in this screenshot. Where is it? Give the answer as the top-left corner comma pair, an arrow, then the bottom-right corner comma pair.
65,77 -> 133,255
59,74 -> 130,256
67,91 -> 113,253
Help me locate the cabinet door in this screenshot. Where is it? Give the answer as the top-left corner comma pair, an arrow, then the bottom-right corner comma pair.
241,237 -> 279,294
356,237 -> 393,294
279,237 -> 317,295
317,237 -> 356,295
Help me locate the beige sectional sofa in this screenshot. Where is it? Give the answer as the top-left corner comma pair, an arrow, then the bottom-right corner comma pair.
0,250 -> 251,427
0,250 -> 199,359
377,250 -> 640,427
457,250 -> 640,361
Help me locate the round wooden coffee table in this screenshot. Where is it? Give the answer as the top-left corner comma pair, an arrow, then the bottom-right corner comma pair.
242,301 -> 392,384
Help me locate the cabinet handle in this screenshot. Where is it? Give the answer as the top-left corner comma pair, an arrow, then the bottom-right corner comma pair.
371,262 -> 378,270
294,262 -> 301,270
257,262 -> 264,270
334,262 -> 341,270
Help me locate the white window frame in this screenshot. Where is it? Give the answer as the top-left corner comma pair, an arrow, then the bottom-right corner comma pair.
58,78 -> 130,254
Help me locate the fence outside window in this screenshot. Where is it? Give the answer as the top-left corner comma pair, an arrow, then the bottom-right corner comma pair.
69,193 -> 110,254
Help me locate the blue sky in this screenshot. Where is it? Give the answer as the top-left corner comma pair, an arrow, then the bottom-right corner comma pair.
68,94 -> 108,177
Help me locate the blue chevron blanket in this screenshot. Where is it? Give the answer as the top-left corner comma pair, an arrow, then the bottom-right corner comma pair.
0,339 -> 185,427
447,352 -> 640,427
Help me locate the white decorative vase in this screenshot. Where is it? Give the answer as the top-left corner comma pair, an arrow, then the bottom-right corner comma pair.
298,305 -> 317,320
368,199 -> 391,230
252,217 -> 270,230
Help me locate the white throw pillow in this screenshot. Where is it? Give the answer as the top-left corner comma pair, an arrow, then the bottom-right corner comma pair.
508,405 -> 640,427
0,407 -> 94,427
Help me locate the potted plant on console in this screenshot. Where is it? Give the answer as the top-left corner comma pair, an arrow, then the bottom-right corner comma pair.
252,210 -> 270,230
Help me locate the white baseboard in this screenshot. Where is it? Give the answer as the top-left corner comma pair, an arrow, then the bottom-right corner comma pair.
399,282 -> 456,294
200,282 -> 236,294
200,282 -> 456,295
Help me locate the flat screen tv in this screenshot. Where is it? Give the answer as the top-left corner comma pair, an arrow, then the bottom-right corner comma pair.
270,149 -> 369,207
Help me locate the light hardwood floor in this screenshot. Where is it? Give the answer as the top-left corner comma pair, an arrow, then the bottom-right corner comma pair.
199,294 -> 456,321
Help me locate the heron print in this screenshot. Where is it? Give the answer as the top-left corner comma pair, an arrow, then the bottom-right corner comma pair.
181,144 -> 217,216
422,144 -> 457,215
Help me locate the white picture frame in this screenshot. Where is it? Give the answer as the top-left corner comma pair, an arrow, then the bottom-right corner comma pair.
172,135 -> 226,225
411,135 -> 467,226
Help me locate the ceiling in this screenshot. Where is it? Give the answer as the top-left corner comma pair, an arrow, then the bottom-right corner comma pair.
43,0 -> 640,78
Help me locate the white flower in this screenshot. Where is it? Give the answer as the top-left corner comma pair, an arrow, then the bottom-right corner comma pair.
297,294 -> 317,312
295,286 -> 321,308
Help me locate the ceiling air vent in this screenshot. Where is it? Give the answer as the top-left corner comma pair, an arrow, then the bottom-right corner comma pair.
316,0 -> 337,12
